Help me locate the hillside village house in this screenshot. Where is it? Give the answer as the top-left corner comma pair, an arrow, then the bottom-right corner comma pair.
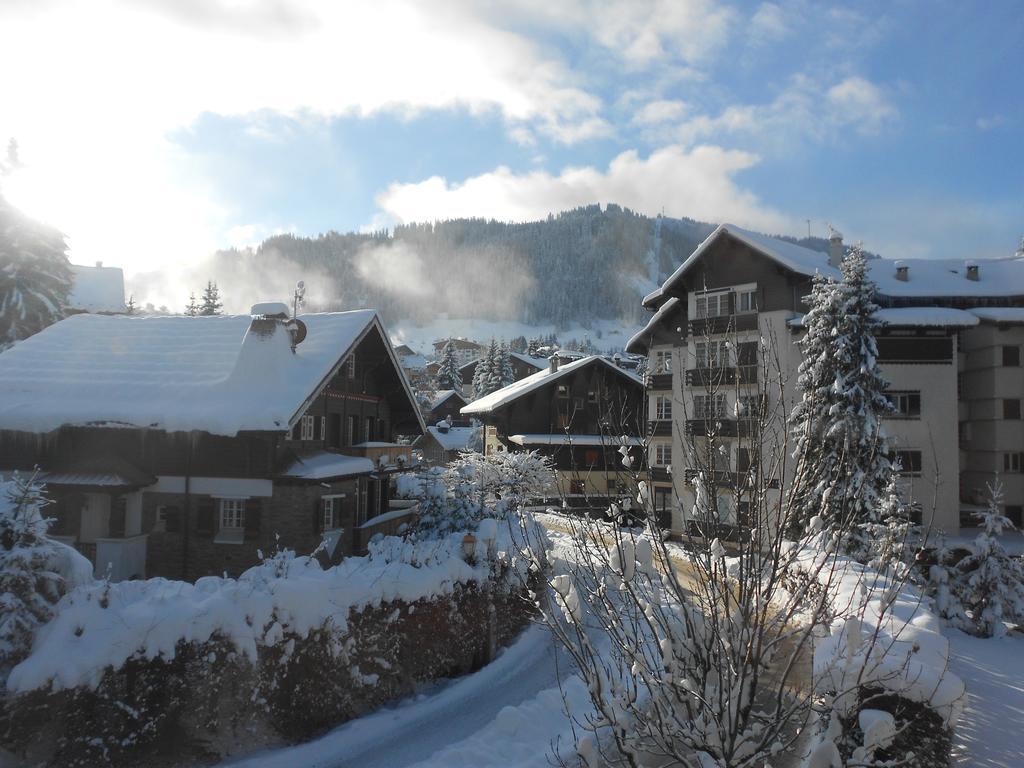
627,223 -> 1024,537
415,422 -> 479,466
424,389 -> 470,426
432,337 -> 486,367
67,261 -> 126,314
461,355 -> 646,510
0,304 -> 425,581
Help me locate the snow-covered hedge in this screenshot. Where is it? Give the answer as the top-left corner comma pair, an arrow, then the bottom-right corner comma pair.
1,517 -> 545,765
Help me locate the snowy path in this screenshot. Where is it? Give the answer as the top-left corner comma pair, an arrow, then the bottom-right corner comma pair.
948,629 -> 1024,768
224,622 -> 580,768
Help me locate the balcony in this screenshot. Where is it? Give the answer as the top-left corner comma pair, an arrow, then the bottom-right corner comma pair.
648,372 -> 673,390
685,365 -> 757,387
683,468 -> 779,490
343,442 -> 415,469
647,420 -> 673,437
685,418 -> 758,438
689,312 -> 758,336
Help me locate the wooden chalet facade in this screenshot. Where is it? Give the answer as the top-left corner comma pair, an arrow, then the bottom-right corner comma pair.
424,389 -> 470,427
461,356 -> 646,510
0,306 -> 425,582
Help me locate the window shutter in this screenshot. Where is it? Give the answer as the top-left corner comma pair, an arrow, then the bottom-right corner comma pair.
196,499 -> 216,534
313,499 -> 324,534
164,506 -> 181,533
244,500 -> 261,537
727,292 -> 736,315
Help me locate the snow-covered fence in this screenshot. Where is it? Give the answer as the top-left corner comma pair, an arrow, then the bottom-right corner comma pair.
0,519 -> 542,766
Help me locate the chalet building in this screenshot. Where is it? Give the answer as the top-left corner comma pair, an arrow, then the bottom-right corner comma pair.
433,337 -> 486,367
67,262 -> 126,314
627,223 -> 1024,537
0,304 -> 425,582
424,389 -> 470,427
415,422 -> 478,466
461,356 -> 646,508
459,352 -> 546,398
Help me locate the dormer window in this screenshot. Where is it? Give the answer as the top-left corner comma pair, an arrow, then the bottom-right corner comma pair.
965,262 -> 979,281
347,354 -> 356,378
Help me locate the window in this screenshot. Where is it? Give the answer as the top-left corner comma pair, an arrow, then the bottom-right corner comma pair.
737,447 -> 753,472
320,416 -> 327,441
737,289 -> 757,314
738,395 -> 760,420
893,450 -> 923,477
365,417 -> 374,443
887,391 -> 921,419
569,479 -> 586,494
1003,345 -> 1020,367
587,390 -> 598,404
1004,452 -> 1024,473
219,498 -> 245,530
573,397 -> 584,410
694,341 -> 728,368
346,414 -> 356,445
737,341 -> 758,367
556,384 -> 569,398
1004,399 -> 1022,420
694,291 -> 729,319
347,354 -> 356,379
693,394 -> 727,419
716,495 -> 732,522
655,443 -> 672,466
300,415 -> 315,440
584,449 -> 600,465
654,350 -> 672,374
655,395 -> 672,420
322,497 -> 341,530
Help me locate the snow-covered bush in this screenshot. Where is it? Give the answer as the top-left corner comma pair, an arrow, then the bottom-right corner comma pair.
933,480 -> 1024,638
0,474 -> 92,677
407,451 -> 554,539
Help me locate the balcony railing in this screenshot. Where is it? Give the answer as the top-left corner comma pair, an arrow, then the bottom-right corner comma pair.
648,372 -> 673,390
647,420 -> 673,437
688,312 -> 758,336
683,468 -> 779,490
685,365 -> 758,387
342,442 -> 414,468
685,418 -> 759,438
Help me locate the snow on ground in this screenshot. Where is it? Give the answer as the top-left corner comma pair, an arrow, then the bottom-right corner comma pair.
948,628 -> 1024,768
387,316 -> 638,357
225,526 -> 589,768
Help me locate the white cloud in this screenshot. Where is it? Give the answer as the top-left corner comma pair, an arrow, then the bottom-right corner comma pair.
976,114 -> 1008,131
749,2 -> 789,42
825,76 -> 899,134
374,144 -> 793,232
631,99 -> 689,126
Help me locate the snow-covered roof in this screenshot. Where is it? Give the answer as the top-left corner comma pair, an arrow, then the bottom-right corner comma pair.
509,352 -> 547,369
968,307 -> 1024,324
424,425 -> 477,452
788,307 -> 980,329
461,355 -> 643,416
626,296 -> 682,353
508,434 -> 646,447
0,310 -> 398,436
656,223 -> 1024,303
67,264 -> 126,313
280,452 -> 375,480
428,389 -> 467,412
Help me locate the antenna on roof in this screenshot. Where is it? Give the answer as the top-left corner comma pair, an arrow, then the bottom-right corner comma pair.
806,219 -> 811,238
292,280 -> 305,318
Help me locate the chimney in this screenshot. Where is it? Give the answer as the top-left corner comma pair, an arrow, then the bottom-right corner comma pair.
894,260 -> 909,281
827,225 -> 844,268
965,261 -> 979,281
548,354 -> 560,374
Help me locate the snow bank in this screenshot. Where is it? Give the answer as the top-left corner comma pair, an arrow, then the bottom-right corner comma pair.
801,548 -> 966,726
7,519 -> 537,694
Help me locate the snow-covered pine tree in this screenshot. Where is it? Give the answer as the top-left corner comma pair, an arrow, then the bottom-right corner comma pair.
436,339 -> 462,392
789,245 -> 895,548
950,479 -> 1024,637
527,337 -> 539,357
496,341 -> 515,388
125,294 -> 137,315
199,280 -> 223,315
185,292 -> 199,316
481,338 -> 505,396
0,194 -> 72,351
470,347 -> 492,398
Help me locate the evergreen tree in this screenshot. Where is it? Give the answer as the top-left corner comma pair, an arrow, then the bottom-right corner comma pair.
436,340 -> 462,392
185,292 -> 199,316
496,341 -> 515,388
510,335 -> 528,354
0,194 -> 72,351
788,245 -> 894,546
470,348 -> 491,398
199,280 -> 223,315
527,337 -> 540,357
480,338 -> 504,396
949,479 -> 1024,637
125,294 -> 137,315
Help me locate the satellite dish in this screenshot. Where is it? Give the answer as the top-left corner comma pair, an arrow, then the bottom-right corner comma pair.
286,318 -> 307,347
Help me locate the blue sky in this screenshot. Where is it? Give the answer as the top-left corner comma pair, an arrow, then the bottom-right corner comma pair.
2,0 -> 1021,293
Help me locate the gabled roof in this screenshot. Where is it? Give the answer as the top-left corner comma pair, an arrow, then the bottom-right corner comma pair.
422,425 -> 477,452
68,264 -> 126,313
461,355 -> 643,416
626,296 -> 682,354
0,310 -> 425,437
428,389 -> 468,412
457,352 -> 546,374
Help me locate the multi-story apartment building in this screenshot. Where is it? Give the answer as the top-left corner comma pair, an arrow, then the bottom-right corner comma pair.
628,224 -> 1024,536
